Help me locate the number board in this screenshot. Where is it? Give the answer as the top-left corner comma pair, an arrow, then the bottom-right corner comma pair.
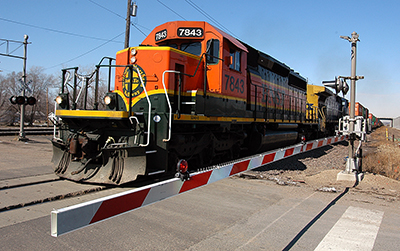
177,27 -> 204,38
155,29 -> 168,42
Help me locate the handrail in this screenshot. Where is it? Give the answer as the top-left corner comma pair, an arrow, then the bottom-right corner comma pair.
61,70 -> 71,95
162,70 -> 178,142
133,66 -> 151,147
74,75 -> 86,104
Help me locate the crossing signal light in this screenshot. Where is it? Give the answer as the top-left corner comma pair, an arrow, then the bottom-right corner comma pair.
322,77 -> 349,96
9,96 -> 17,104
9,96 -> 36,105
27,96 -> 36,105
9,96 -> 26,105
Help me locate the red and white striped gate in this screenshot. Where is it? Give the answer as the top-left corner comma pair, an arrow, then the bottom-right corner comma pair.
51,135 -> 347,237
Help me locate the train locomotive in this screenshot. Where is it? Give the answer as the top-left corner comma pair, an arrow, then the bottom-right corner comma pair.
52,21 -> 345,185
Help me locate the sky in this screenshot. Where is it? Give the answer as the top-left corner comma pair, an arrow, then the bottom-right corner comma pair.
1,0 -> 400,118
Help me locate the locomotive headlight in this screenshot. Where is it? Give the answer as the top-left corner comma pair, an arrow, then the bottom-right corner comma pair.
55,93 -> 69,109
104,93 -> 117,109
104,94 -> 115,105
55,95 -> 63,105
104,95 -> 112,105
130,48 -> 137,64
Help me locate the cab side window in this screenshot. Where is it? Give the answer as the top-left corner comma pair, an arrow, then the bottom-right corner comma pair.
206,39 -> 220,64
229,50 -> 241,71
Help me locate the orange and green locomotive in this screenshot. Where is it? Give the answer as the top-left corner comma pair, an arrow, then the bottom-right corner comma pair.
52,21 -> 342,185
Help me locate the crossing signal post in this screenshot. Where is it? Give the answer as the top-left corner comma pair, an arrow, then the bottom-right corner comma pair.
323,32 -> 365,181
0,35 -> 31,140
339,32 -> 364,181
18,35 -> 29,141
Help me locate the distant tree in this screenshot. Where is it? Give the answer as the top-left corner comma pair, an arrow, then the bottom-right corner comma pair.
0,67 -> 57,125
0,64 -> 111,125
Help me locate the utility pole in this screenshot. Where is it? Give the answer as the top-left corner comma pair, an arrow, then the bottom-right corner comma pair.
124,0 -> 131,48
19,34 -> 29,141
124,0 -> 138,49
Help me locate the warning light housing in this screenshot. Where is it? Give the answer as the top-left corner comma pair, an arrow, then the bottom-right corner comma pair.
27,96 -> 36,106
175,159 -> 190,181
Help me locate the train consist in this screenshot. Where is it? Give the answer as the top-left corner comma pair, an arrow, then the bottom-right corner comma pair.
52,21 -> 351,185
354,102 -> 382,130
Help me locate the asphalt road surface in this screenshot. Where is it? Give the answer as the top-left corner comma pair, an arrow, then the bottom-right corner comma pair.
1,135 -> 400,250
1,176 -> 400,250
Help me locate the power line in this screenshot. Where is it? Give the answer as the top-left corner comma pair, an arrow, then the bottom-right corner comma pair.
88,0 -> 125,19
156,0 -> 187,20
0,17 -> 122,43
88,0 -> 149,37
184,0 -> 238,38
45,31 -> 125,70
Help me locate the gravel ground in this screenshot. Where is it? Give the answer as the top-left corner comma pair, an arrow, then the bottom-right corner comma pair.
239,141 -> 350,187
236,132 -> 400,204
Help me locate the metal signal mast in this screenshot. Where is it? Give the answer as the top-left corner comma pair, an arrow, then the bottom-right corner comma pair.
0,35 -> 31,141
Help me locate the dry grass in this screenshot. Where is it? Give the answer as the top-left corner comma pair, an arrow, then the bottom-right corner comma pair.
363,126 -> 400,181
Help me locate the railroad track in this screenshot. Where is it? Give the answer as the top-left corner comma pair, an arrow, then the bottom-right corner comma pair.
0,173 -> 168,213
0,175 -> 110,212
0,127 -> 53,136
1,135 -> 346,222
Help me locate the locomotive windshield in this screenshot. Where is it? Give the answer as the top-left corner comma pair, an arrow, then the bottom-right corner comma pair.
160,41 -> 202,56
180,42 -> 201,56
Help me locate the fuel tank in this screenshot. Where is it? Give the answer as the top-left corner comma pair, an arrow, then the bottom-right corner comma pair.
249,130 -> 298,153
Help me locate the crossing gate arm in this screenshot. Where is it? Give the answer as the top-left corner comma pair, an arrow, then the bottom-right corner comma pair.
51,135 -> 348,237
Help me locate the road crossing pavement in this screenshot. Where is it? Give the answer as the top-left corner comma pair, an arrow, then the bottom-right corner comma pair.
0,177 -> 399,250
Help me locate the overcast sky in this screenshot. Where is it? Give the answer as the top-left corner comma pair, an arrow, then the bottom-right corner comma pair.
1,0 -> 399,118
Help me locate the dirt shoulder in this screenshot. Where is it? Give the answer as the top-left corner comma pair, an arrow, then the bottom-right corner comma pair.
239,127 -> 400,204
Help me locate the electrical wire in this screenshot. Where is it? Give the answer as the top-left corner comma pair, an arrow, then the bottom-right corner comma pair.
45,31 -> 125,70
156,0 -> 187,20
44,1 -> 146,70
184,0 -> 238,38
88,0 -> 149,36
88,0 -> 125,19
0,17 -> 121,43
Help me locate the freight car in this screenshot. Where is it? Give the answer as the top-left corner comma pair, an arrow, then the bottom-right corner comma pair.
368,113 -> 381,129
51,21 -> 344,185
355,102 -> 369,119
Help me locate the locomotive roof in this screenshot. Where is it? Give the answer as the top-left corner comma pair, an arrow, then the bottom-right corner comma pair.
142,21 -> 248,52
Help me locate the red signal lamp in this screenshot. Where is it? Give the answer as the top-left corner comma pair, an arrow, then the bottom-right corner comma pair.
177,159 -> 188,173
176,159 -> 190,181
27,97 -> 36,106
15,96 -> 26,105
